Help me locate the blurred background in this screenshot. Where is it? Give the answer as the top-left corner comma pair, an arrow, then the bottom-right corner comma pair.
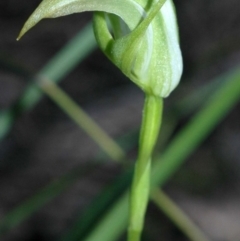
0,0 -> 240,240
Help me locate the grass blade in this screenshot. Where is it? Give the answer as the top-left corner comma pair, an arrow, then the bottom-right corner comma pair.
0,166 -> 91,236
152,68 -> 240,186
0,22 -> 96,141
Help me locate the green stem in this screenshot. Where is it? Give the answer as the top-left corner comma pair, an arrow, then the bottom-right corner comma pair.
151,189 -> 210,241
128,95 -> 163,241
37,76 -> 125,162
36,77 -> 212,241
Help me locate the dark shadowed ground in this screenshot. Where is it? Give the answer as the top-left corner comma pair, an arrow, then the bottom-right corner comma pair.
0,0 -> 240,240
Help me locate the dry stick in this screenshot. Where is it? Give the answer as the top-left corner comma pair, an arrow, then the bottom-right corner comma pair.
37,76 -> 125,162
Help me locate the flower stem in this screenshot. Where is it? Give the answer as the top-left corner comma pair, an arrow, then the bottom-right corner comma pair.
128,95 -> 163,241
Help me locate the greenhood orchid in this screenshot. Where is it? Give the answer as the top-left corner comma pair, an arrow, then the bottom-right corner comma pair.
18,0 -> 182,97
18,1 -> 183,240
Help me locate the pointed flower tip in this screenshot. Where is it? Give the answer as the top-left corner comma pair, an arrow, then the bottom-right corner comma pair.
17,11 -> 42,41
16,27 -> 27,41
16,20 -> 36,41
16,32 -> 23,41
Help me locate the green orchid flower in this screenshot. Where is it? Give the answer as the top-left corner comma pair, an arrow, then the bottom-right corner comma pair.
18,1 -> 182,240
18,0 -> 182,98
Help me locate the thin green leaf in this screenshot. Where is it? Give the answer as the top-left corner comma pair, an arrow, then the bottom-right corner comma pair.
0,23 -> 96,141
0,167 -> 86,236
61,169 -> 133,241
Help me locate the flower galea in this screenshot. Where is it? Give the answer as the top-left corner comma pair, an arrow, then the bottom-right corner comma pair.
18,0 -> 182,97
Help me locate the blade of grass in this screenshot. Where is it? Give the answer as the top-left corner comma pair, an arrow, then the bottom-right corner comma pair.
0,164 -> 97,236
83,192 -> 129,241
19,23 -> 96,109
175,75 -> 226,117
0,110 -> 16,140
151,67 -> 240,186
60,169 -> 133,241
0,22 -> 96,140
38,77 -> 125,161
